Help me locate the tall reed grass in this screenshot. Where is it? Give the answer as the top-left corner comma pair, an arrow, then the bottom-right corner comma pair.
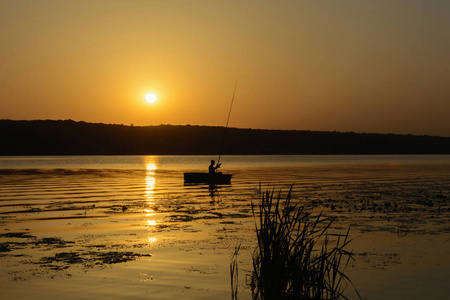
232,187 -> 360,300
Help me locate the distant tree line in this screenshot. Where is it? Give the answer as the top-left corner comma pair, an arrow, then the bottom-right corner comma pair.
1,119 -> 449,155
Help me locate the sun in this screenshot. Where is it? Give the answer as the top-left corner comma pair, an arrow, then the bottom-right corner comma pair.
145,93 -> 157,104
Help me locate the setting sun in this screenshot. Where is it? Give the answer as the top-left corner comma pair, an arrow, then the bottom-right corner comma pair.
145,93 -> 157,104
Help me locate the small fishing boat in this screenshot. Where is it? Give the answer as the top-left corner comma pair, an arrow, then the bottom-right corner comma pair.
183,74 -> 238,186
184,172 -> 232,185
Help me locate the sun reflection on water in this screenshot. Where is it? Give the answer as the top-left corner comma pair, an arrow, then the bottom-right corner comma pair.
144,208 -> 155,216
144,156 -> 159,244
144,158 -> 157,203
148,237 -> 157,244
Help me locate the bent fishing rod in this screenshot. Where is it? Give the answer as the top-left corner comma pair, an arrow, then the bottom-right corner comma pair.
217,73 -> 239,166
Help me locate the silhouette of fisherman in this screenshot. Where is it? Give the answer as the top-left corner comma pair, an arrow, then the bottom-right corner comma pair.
209,160 -> 221,174
208,160 -> 221,188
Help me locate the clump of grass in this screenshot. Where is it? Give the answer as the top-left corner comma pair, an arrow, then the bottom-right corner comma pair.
250,187 -> 360,300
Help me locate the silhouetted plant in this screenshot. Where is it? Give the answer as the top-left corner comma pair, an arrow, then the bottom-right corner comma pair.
249,187 -> 360,300
230,244 -> 241,300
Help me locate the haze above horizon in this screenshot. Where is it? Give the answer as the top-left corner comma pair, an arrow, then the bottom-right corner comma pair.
1,1 -> 449,137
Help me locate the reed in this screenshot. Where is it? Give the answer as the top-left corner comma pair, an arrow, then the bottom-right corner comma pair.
230,244 -> 241,300
249,187 -> 360,300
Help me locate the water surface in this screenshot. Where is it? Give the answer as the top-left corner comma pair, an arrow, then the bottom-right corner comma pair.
1,155 -> 449,299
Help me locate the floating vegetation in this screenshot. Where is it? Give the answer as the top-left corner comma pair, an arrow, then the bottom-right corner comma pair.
38,250 -> 152,270
0,231 -> 152,275
35,237 -> 75,247
40,252 -> 84,266
96,251 -> 151,264
0,232 -> 36,253
0,243 -> 11,252
0,232 -> 36,239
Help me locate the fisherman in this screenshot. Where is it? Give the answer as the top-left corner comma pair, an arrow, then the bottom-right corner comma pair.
209,160 -> 221,174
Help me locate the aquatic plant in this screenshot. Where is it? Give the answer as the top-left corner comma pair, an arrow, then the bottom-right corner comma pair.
244,187 -> 360,300
230,244 -> 240,300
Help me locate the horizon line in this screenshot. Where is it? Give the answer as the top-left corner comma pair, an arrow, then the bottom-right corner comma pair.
1,118 -> 449,139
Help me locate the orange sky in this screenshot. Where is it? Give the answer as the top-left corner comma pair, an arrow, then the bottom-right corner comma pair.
1,1 -> 449,136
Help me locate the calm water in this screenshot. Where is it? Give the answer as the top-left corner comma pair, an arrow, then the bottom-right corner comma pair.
2,154 -> 450,169
1,155 -> 449,222
1,155 -> 449,299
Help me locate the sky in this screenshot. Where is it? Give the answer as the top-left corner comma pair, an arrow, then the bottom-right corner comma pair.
1,0 -> 449,137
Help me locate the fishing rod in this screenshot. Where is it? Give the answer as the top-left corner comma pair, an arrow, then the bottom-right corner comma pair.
217,73 -> 239,167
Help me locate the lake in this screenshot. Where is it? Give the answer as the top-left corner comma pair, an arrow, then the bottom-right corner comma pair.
1,155 -> 449,299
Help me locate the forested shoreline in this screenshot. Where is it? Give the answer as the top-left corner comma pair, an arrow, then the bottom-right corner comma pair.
1,119 -> 449,155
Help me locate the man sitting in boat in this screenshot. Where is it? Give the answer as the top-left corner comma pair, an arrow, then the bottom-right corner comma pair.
209,160 -> 221,174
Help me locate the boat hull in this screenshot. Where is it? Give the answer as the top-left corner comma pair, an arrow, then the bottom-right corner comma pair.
184,172 -> 232,185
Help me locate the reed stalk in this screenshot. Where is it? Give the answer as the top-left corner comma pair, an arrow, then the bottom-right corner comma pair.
248,187 -> 360,300
230,244 -> 241,300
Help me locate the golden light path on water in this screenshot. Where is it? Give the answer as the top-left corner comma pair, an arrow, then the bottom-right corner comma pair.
144,157 -> 158,244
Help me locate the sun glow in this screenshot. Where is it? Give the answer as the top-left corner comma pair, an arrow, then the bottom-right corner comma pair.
145,93 -> 157,104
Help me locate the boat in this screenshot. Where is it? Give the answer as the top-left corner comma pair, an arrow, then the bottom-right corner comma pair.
183,75 -> 238,186
184,172 -> 232,185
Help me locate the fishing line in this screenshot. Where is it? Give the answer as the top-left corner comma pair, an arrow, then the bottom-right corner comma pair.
217,72 -> 239,166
